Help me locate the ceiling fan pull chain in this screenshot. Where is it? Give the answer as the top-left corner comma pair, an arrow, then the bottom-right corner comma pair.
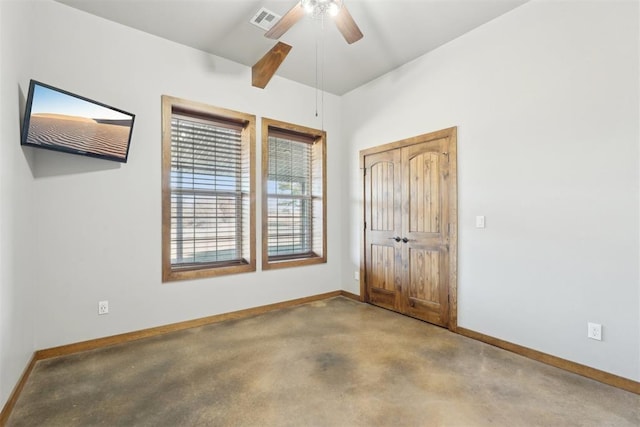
314,16 -> 320,118
321,13 -> 325,131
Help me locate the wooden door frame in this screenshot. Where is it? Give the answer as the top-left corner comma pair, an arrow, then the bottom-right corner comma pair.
359,127 -> 458,332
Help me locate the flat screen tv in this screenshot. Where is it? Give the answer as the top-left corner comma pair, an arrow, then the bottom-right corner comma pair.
21,80 -> 135,163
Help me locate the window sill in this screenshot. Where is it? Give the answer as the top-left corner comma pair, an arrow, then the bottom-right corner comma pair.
262,254 -> 326,271
163,260 -> 256,282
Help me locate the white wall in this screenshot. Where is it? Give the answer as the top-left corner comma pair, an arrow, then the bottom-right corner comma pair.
0,0 -> 37,408
26,1 -> 343,350
343,0 -> 640,381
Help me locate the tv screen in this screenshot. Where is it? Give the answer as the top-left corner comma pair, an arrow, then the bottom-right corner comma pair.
21,80 -> 135,163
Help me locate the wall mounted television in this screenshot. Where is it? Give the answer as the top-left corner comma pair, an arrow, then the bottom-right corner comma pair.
21,80 -> 135,163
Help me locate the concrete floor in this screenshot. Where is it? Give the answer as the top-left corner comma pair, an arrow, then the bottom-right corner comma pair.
7,297 -> 640,426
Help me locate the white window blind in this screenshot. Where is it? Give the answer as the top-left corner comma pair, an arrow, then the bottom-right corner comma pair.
267,133 -> 314,259
170,113 -> 245,267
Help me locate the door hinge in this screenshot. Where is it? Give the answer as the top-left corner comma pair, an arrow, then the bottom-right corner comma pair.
363,168 -> 367,176
364,221 -> 367,230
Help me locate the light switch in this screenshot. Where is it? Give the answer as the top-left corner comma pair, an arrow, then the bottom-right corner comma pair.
476,216 -> 486,228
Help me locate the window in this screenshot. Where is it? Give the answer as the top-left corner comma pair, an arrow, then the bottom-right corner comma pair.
162,96 -> 255,281
262,118 -> 326,270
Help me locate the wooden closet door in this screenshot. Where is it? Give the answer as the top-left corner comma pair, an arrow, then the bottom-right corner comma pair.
363,149 -> 402,311
362,127 -> 456,329
400,139 -> 450,327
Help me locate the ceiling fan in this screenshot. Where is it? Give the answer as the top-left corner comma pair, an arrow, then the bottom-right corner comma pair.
252,0 -> 364,89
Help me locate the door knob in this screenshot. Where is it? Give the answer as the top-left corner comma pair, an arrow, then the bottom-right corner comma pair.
388,236 -> 401,242
402,237 -> 409,243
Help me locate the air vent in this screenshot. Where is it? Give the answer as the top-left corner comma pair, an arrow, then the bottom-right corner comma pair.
250,7 -> 282,31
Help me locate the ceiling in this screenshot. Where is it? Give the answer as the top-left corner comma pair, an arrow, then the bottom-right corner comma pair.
55,0 -> 529,95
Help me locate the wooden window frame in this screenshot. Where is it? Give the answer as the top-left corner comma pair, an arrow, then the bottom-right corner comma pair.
162,95 -> 256,282
262,118 -> 326,270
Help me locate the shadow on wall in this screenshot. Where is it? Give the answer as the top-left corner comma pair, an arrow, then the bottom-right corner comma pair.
28,148 -> 120,179
16,83 -> 37,174
17,83 -> 121,179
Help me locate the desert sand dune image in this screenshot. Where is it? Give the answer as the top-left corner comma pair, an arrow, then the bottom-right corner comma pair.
26,113 -> 131,160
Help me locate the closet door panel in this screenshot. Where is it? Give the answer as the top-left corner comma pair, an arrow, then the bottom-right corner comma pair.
400,138 -> 450,326
364,149 -> 402,311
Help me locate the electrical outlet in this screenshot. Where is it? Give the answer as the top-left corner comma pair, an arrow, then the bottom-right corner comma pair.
587,322 -> 602,341
98,300 -> 109,315
354,271 -> 360,281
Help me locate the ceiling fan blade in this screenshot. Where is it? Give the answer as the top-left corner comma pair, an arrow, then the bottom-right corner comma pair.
264,2 -> 305,39
252,42 -> 293,89
334,4 -> 363,44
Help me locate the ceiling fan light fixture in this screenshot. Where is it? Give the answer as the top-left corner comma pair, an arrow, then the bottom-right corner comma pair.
302,0 -> 315,14
328,2 -> 340,17
301,0 -> 343,17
